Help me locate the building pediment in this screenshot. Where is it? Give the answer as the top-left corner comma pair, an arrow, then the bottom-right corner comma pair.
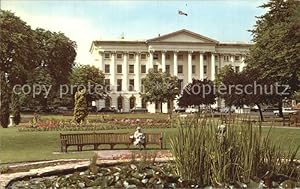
147,29 -> 218,44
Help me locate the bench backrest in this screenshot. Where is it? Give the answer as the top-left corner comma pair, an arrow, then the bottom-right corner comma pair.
144,133 -> 162,144
60,132 -> 162,145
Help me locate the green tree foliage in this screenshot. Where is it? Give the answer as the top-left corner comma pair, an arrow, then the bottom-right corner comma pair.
34,28 -> 77,87
178,79 -> 216,109
71,65 -> 106,106
0,10 -> 77,113
141,69 -> 179,112
0,11 -> 36,83
246,0 -> 300,115
0,72 -> 10,128
216,66 -> 248,108
73,89 -> 88,123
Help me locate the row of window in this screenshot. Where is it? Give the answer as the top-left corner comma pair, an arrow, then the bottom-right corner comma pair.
105,78 -> 182,92
105,64 -> 240,74
105,78 -> 136,92
103,52 -> 242,62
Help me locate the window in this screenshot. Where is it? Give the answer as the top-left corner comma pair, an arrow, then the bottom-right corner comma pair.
129,53 -> 135,60
153,53 -> 158,60
129,79 -> 134,91
104,53 -> 110,59
165,65 -> 170,73
235,66 -> 240,73
192,65 -> 196,74
235,56 -> 240,61
178,65 -> 183,74
117,53 -> 122,59
153,65 -> 159,72
178,79 -> 183,92
117,79 -> 122,91
129,96 -> 136,109
192,55 -> 196,60
215,66 -> 218,75
224,56 -> 230,62
105,64 -> 110,73
141,54 -> 146,60
204,65 -> 207,74
178,54 -> 183,60
204,55 -> 207,60
141,98 -> 147,108
141,80 -> 145,93
129,65 -> 134,73
141,65 -> 146,73
105,79 -> 110,91
117,65 -> 122,74
215,55 -> 218,62
117,96 -> 123,111
105,96 -> 111,107
166,54 -> 170,60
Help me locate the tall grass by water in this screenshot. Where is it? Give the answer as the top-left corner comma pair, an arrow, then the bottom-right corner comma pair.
170,117 -> 300,187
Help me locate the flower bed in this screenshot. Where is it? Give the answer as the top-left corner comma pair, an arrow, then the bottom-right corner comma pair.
18,118 -> 174,132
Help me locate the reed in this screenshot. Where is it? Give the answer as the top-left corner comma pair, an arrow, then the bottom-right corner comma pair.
170,117 -> 299,187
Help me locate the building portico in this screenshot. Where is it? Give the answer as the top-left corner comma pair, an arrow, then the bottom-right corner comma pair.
90,29 -> 252,113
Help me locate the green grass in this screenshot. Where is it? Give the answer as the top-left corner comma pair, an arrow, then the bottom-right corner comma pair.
0,125 -> 300,164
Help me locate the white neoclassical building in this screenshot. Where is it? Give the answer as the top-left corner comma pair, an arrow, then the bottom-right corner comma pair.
89,29 -> 252,113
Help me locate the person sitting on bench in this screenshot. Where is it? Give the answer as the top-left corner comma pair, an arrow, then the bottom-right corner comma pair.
131,127 -> 145,149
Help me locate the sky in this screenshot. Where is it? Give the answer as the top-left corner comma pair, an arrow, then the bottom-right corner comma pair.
1,0 -> 267,64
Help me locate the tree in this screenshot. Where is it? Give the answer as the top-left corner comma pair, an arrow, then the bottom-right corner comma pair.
0,72 -> 10,128
11,92 -> 21,125
178,79 -> 216,110
246,0 -> 300,117
217,65 -> 290,121
73,89 -> 88,123
34,28 -> 77,87
140,69 -> 179,113
70,65 -> 106,106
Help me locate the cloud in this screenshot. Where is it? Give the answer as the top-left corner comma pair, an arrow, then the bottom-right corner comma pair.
2,2 -> 106,65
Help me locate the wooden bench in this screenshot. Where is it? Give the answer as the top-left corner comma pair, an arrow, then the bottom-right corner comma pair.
60,132 -> 163,152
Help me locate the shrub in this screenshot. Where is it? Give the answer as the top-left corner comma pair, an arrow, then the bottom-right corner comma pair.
73,89 -> 88,123
170,118 -> 299,187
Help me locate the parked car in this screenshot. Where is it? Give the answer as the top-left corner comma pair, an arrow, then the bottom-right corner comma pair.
130,107 -> 148,113
220,107 -> 235,113
98,107 -> 117,113
186,107 -> 199,113
273,108 -> 297,116
173,107 -> 186,113
88,106 -> 97,112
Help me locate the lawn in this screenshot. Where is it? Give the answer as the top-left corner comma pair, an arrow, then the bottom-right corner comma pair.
1,125 -> 300,164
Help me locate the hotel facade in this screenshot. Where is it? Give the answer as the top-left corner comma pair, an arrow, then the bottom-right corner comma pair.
89,29 -> 252,113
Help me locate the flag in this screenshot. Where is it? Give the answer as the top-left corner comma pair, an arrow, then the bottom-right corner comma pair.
178,10 -> 188,16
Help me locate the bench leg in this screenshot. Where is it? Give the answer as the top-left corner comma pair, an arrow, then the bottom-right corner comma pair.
94,144 -> 98,150
110,144 -> 115,150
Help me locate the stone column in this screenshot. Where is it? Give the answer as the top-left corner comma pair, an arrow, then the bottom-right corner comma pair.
188,51 -> 193,83
98,51 -> 103,71
173,51 -> 178,76
135,52 -> 140,91
241,55 -> 246,70
230,55 -> 234,63
110,52 -> 116,89
199,52 -> 204,80
161,51 -> 166,72
148,51 -> 154,71
123,52 -> 128,92
211,53 -> 216,80
220,54 -> 224,68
